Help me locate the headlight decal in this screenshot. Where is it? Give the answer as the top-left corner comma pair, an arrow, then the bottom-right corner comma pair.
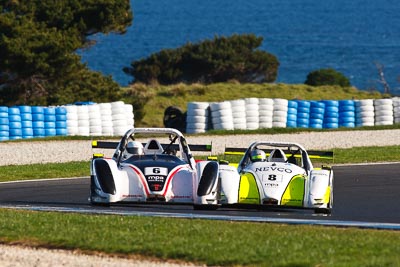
238,172 -> 260,204
281,174 -> 305,207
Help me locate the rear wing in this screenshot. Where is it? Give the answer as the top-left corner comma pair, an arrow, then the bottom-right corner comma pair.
224,147 -> 334,160
91,141 -> 212,152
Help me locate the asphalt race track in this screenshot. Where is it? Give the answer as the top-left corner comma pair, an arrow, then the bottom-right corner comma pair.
1,163 -> 399,229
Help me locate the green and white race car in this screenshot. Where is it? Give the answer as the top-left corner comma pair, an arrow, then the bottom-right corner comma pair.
194,141 -> 334,214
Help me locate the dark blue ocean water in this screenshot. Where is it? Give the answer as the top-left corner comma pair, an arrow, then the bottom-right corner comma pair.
79,0 -> 400,93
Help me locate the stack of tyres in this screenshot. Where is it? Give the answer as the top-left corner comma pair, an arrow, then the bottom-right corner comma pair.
309,101 -> 325,129
355,99 -> 375,127
65,105 -> 79,136
245,98 -> 259,130
393,97 -> 400,124
77,105 -> 90,136
111,101 -> 131,136
339,100 -> 355,128
124,104 -> 135,128
32,106 -> 45,137
258,98 -> 274,129
322,100 -> 339,129
88,104 -> 102,136
286,100 -> 298,128
19,106 -> 33,139
272,98 -> 288,128
8,107 -> 22,140
186,102 -> 210,134
296,100 -> 311,128
44,107 -> 57,136
210,101 -> 234,131
0,106 -> 9,141
374,99 -> 393,126
99,103 -> 113,136
230,99 -> 247,130
55,107 -> 68,136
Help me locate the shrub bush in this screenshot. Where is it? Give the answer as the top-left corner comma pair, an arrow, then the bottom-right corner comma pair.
305,68 -> 351,87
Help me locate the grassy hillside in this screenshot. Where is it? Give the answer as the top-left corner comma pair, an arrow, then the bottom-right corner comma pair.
123,82 -> 386,127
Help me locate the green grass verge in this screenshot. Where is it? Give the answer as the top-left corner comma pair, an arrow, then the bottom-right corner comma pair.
0,209 -> 399,267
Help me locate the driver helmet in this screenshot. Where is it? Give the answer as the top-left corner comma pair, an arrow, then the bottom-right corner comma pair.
126,141 -> 144,155
251,149 -> 266,162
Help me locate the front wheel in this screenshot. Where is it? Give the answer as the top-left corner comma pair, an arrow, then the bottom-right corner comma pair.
314,207 -> 331,214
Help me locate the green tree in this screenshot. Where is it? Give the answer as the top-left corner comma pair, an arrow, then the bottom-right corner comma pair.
305,68 -> 351,87
124,34 -> 279,85
0,0 -> 132,105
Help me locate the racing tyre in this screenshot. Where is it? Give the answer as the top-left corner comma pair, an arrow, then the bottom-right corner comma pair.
314,208 -> 331,214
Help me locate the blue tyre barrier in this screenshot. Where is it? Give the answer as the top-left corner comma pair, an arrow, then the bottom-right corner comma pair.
310,123 -> 323,129
44,121 -> 56,128
44,114 -> 56,122
297,101 -> 311,108
310,113 -> 324,120
324,117 -> 339,123
339,116 -> 356,123
0,112 -> 8,118
288,101 -> 298,109
22,128 -> 34,136
20,113 -> 33,121
56,114 -> 67,121
56,121 -> 67,128
323,122 -> 339,128
0,125 -> 9,131
17,105 -> 32,113
0,131 -> 9,137
297,112 -> 310,119
44,107 -> 56,115
56,107 -> 67,115
0,106 -> 8,113
32,113 -> 45,121
33,121 -> 45,128
325,106 -> 339,113
339,100 -> 355,127
0,118 -> 9,125
32,106 -> 44,114
21,120 -> 33,128
340,122 -> 356,128
322,100 -> 339,107
297,107 -> 310,113
8,107 -> 20,115
9,121 -> 22,129
45,128 -> 56,136
33,128 -> 45,137
56,128 -> 68,136
10,128 -> 22,136
8,115 -> 21,122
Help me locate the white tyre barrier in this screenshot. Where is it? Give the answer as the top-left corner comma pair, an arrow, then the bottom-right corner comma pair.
210,101 -> 233,131
374,98 -> 393,126
356,101 -> 375,127
186,102 -> 210,133
230,99 -> 247,130
244,98 -> 259,130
